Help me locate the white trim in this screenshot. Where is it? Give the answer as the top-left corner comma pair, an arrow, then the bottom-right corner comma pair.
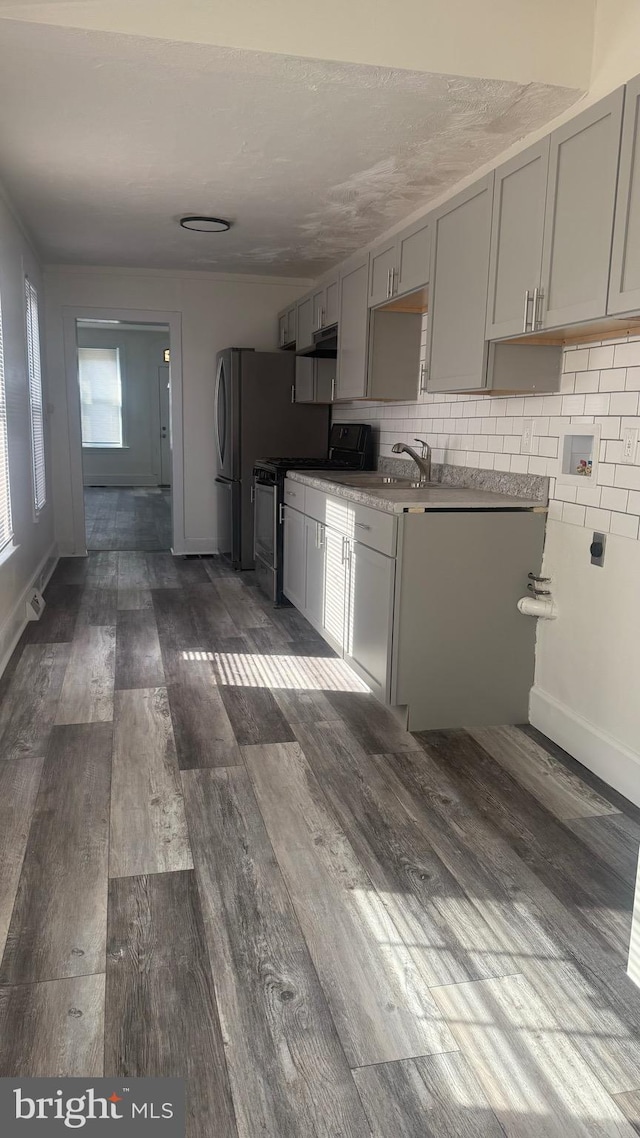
0,543 -> 58,680
529,686 -> 640,809
62,305 -> 186,554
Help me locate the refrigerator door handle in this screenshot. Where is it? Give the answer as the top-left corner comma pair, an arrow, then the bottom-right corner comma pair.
215,356 -> 226,472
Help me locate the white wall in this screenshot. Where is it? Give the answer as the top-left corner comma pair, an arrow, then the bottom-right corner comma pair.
44,267 -> 308,554
0,187 -> 56,670
78,326 -> 169,487
336,334 -> 640,803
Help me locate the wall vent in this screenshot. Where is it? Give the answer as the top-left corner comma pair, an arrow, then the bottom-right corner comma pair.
26,589 -> 46,622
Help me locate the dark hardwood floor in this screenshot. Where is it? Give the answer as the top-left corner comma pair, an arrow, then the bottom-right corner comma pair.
84,486 -> 171,551
0,549 -> 639,1136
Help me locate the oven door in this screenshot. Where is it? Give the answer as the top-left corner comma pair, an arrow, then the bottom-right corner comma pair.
254,481 -> 277,568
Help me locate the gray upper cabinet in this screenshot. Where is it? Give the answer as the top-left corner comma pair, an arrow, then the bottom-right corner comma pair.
540,87 -> 624,329
609,75 -> 640,315
369,241 -> 397,307
311,273 -> 340,330
294,357 -> 335,403
486,139 -> 550,340
368,218 -> 430,308
277,303 -> 297,348
296,294 -> 314,353
312,287 -> 325,333
336,254 -> 369,400
396,217 -> 430,298
426,174 -> 494,392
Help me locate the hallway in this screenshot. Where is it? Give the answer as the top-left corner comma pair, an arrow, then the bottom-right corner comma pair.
0,551 -> 639,1136
84,487 -> 172,551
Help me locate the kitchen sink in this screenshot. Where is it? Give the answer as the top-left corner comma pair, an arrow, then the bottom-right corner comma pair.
325,472 -> 440,489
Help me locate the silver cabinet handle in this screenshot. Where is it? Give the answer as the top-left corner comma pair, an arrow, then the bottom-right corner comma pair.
419,362 -> 427,393
279,503 -> 285,525
319,524 -> 325,548
250,485 -> 255,503
291,384 -> 296,404
530,286 -> 539,332
315,521 -> 326,549
341,535 -> 351,564
355,521 -> 371,530
331,376 -> 335,402
386,268 -> 392,298
392,267 -> 398,295
522,289 -> 532,333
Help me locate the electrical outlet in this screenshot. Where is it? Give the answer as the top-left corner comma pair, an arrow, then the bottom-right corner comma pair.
522,419 -> 535,455
621,426 -> 639,464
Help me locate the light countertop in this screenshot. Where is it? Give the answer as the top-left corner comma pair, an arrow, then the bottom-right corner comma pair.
286,470 -> 545,515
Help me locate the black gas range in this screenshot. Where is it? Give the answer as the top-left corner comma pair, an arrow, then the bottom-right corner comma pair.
252,423 -> 373,604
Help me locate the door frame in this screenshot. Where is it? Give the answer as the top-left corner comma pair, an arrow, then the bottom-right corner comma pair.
62,305 -> 184,554
157,363 -> 172,486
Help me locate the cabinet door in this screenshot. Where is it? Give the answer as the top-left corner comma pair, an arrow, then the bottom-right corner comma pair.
609,76 -> 640,315
486,139 -> 549,340
286,304 -> 297,345
296,295 -> 314,353
426,174 -> 494,393
278,312 -> 288,348
345,540 -> 395,700
336,256 -> 369,400
282,506 -> 306,612
304,517 -> 326,631
396,217 -> 430,297
541,87 -> 624,328
322,526 -> 348,653
369,241 -> 397,307
324,276 -> 339,326
312,287 -> 326,333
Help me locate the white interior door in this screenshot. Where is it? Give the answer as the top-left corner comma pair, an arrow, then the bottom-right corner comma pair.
158,364 -> 171,486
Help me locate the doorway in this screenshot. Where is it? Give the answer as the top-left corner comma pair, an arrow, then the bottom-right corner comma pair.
76,318 -> 172,551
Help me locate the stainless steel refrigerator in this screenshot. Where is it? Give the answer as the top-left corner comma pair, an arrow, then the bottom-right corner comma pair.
214,348 -> 330,569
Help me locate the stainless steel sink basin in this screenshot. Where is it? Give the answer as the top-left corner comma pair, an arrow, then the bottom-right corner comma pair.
326,473 -> 441,490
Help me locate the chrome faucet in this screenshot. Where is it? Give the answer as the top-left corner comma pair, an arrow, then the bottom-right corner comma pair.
391,437 -> 432,484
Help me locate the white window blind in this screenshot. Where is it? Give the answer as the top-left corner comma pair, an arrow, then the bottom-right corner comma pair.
0,291 -> 13,551
25,278 -> 46,512
78,347 -> 123,447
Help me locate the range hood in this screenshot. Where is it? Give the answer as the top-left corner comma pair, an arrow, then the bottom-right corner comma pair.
297,323 -> 338,358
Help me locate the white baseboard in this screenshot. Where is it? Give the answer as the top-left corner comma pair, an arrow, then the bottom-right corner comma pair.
0,544 -> 59,680
530,686 -> 640,809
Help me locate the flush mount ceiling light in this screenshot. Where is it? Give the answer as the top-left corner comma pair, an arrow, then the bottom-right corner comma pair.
179,215 -> 231,233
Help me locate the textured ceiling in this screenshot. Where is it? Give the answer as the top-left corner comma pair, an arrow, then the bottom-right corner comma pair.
0,18 -> 582,276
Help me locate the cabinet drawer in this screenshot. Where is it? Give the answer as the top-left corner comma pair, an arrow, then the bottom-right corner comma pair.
304,485 -> 329,524
283,479 -> 304,511
352,502 -> 397,557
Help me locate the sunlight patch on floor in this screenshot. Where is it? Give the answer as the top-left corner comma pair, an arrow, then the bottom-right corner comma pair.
180,649 -> 368,692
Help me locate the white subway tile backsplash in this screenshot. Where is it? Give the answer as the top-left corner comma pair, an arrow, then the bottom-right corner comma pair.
563,502 -> 586,525
610,511 -> 640,539
600,486 -> 629,512
339,335 -> 640,540
588,345 -> 615,370
610,391 -> 639,416
575,371 -> 600,393
599,368 -> 626,391
585,506 -> 611,532
614,341 -> 640,368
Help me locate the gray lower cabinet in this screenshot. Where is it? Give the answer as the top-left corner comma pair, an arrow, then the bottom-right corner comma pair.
336,254 -> 370,399
344,539 -> 395,700
609,75 -> 640,315
486,138 -> 550,340
426,174 -> 494,392
282,505 -> 306,612
283,478 -> 546,729
540,87 -> 624,328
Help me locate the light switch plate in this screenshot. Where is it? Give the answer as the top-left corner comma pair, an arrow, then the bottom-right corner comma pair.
621,426 -> 639,464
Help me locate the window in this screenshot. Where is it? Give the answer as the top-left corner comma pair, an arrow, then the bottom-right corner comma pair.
0,290 -> 13,551
78,346 -> 123,447
25,278 -> 46,512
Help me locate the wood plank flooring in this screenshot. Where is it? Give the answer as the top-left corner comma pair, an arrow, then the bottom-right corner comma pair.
0,549 -> 639,1137
84,486 -> 172,551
